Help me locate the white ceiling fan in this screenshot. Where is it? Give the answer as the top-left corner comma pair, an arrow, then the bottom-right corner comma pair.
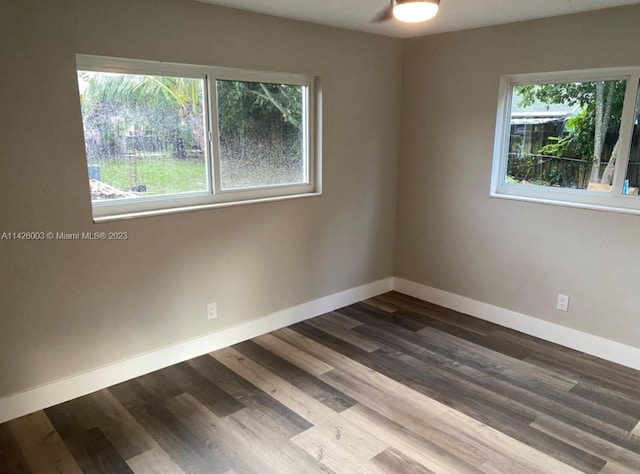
372,0 -> 441,23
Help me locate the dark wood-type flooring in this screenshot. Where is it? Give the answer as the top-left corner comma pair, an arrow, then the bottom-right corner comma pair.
1,291 -> 639,473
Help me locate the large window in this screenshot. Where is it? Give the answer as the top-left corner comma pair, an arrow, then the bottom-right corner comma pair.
76,55 -> 317,220
491,67 -> 640,214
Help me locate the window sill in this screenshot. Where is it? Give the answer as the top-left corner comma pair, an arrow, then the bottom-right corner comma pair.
92,191 -> 323,223
490,190 -> 640,216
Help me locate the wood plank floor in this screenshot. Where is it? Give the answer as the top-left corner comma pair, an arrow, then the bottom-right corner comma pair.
1,291 -> 639,473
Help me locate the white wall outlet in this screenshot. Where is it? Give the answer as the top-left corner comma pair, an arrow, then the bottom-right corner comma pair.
556,294 -> 569,312
207,302 -> 218,320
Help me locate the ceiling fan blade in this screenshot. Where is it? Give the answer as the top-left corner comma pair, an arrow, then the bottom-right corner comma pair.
371,5 -> 393,23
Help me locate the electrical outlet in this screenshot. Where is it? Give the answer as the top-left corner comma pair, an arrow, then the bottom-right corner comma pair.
207,302 -> 217,320
556,294 -> 569,312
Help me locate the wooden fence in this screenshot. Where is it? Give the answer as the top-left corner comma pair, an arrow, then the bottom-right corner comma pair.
507,153 -> 640,189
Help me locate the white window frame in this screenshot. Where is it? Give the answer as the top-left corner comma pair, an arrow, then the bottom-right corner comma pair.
76,55 -> 319,221
491,66 -> 640,215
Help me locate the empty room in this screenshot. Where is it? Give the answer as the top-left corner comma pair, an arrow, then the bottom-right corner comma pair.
1,0 -> 639,472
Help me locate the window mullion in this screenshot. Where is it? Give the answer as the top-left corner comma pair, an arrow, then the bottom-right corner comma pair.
492,76 -> 513,193
611,75 -> 640,196
500,82 -> 515,188
207,73 -> 222,195
304,83 -> 313,184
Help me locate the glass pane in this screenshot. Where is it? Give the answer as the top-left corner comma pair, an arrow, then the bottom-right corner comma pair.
216,80 -> 305,190
77,71 -> 207,201
507,80 -> 626,192
624,84 -> 640,196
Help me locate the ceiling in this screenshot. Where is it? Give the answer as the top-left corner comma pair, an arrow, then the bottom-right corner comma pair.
195,0 -> 640,38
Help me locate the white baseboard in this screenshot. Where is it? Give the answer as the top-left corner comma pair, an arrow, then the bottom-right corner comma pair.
0,278 -> 393,424
3,276 -> 636,424
393,277 -> 640,371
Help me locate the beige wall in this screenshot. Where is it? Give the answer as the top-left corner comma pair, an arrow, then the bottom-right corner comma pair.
0,0 -> 402,397
396,5 -> 640,348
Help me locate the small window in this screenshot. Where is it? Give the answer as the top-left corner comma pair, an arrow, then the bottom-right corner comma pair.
491,67 -> 640,214
76,55 -> 318,220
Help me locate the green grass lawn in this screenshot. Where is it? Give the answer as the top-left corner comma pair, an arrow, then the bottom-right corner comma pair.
97,156 -> 207,195
93,154 -> 304,196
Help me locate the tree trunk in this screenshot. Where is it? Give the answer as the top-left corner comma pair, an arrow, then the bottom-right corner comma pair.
600,137 -> 620,185
589,81 -> 605,183
256,84 -> 302,130
601,82 -> 615,146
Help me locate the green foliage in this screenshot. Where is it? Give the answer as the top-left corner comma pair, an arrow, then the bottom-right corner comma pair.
538,109 -> 594,159
79,72 -> 204,159
216,80 -> 303,167
216,80 -> 302,134
518,82 -> 592,109
79,72 -> 304,163
516,80 -> 625,163
79,72 -> 202,111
